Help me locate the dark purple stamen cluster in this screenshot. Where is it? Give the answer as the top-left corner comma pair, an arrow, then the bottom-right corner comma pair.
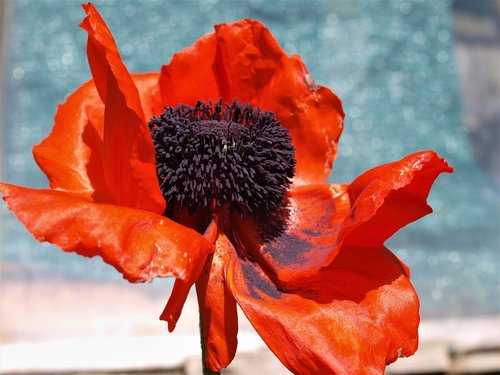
149,100 -> 296,216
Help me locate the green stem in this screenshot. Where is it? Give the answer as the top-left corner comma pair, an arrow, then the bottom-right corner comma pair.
200,312 -> 220,375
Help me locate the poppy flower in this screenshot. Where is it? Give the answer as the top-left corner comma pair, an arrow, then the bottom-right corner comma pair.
0,3 -> 452,374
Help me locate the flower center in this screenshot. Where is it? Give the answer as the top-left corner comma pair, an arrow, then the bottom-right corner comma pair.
149,100 -> 296,217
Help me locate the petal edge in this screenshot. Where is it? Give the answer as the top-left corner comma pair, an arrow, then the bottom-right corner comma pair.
344,151 -> 453,247
0,183 -> 210,283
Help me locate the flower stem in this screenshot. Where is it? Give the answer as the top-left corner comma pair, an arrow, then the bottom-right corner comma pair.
199,313 -> 220,375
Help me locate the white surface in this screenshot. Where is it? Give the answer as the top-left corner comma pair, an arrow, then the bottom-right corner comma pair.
0,331 -> 265,373
1,316 -> 500,373
1,336 -> 200,373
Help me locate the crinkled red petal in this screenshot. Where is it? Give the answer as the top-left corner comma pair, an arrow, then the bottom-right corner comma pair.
226,244 -> 419,374
344,151 -> 453,247
79,3 -> 164,213
33,73 -> 162,204
0,183 -> 211,283
231,184 -> 350,289
196,232 -> 238,371
159,19 -> 344,185
33,79 -> 107,200
214,20 -> 344,185
231,152 -> 451,289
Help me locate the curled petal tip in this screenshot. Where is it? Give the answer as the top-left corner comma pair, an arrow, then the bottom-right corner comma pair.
81,2 -> 92,12
79,3 -> 94,27
159,312 -> 176,332
344,150 -> 453,248
418,150 -> 454,172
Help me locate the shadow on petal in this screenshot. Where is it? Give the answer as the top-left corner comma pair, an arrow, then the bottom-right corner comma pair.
231,184 -> 350,289
225,244 -> 418,374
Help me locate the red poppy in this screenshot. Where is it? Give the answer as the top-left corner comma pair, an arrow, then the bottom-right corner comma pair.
0,3 -> 452,374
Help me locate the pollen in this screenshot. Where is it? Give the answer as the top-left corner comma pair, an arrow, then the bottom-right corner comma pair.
149,100 -> 296,217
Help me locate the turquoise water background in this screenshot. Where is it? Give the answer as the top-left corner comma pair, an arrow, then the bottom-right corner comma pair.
1,0 -> 498,319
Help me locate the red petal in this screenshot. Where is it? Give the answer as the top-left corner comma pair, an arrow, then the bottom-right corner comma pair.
214,20 -> 344,185
159,279 -> 192,332
226,245 -> 419,374
33,79 -> 107,200
0,183 -> 211,283
33,73 -> 163,205
159,19 -> 344,185
160,217 -> 218,331
231,152 -> 450,289
134,72 -> 164,122
313,246 -> 419,363
159,33 -> 220,107
79,3 -> 164,213
232,184 -> 350,289
196,233 -> 238,371
344,151 -> 453,247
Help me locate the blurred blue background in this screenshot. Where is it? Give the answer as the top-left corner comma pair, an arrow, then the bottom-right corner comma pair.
0,0 -> 498,323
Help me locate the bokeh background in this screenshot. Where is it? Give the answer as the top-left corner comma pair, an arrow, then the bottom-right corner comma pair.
0,0 -> 499,365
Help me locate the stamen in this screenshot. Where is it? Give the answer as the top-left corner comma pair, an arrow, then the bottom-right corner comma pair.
149,100 -> 296,217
